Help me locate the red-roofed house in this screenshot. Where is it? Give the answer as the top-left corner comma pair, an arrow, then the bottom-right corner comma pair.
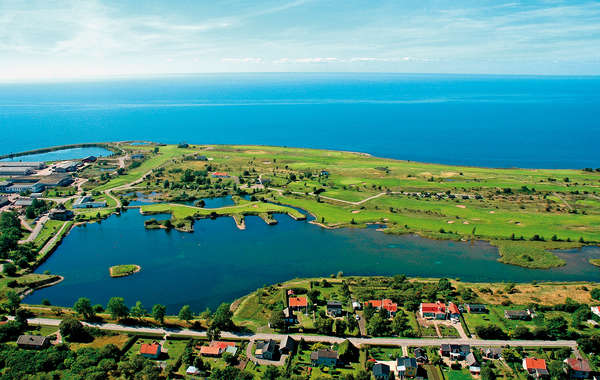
140,342 -> 161,359
211,172 -> 230,178
523,358 -> 549,378
288,296 -> 308,312
364,299 -> 398,317
199,341 -> 236,357
420,302 -> 447,319
564,358 -> 592,379
448,302 -> 461,320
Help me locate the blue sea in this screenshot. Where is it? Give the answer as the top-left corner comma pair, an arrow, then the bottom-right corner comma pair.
1,73 -> 599,168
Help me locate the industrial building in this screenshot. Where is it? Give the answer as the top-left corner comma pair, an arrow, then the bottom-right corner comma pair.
0,167 -> 33,176
73,196 -> 107,209
53,161 -> 80,172
0,161 -> 45,169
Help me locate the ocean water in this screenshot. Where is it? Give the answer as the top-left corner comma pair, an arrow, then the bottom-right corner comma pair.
1,73 -> 599,168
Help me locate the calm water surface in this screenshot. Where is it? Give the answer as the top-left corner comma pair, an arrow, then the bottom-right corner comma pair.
26,208 -> 600,312
0,147 -> 113,162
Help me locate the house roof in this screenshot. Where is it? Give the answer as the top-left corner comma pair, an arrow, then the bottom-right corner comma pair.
524,358 -> 547,370
280,335 -> 297,351
373,363 -> 390,376
140,342 -> 161,355
414,347 -> 427,358
505,309 -> 530,317
211,172 -> 229,176
17,335 -> 48,346
448,302 -> 460,315
565,358 -> 591,372
466,353 -> 478,366
365,299 -> 398,313
311,350 -> 338,360
421,301 -> 446,314
289,296 -> 307,307
200,341 -> 235,355
397,357 -> 417,368
327,300 -> 343,307
186,366 -> 200,374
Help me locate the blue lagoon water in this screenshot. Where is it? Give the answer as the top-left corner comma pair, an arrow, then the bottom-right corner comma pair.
1,73 -> 599,168
26,209 -> 600,312
0,146 -> 113,162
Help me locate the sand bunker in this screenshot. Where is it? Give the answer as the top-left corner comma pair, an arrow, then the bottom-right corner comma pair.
447,220 -> 455,224
463,221 -> 470,224
351,210 -> 361,214
456,205 -> 466,209
489,211 -> 496,214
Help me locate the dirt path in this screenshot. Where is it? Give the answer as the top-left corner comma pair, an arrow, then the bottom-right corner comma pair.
19,215 -> 49,244
38,221 -> 70,256
553,192 -> 573,211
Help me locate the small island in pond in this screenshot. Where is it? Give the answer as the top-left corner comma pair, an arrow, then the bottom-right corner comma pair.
109,264 -> 141,278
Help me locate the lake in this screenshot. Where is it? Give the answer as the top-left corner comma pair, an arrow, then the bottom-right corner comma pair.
26,206 -> 600,313
1,73 -> 599,169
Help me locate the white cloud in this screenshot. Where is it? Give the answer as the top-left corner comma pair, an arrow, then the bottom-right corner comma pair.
221,57 -> 264,63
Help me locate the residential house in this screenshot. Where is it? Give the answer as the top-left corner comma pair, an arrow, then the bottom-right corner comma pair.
186,366 -> 200,376
414,347 -> 428,363
448,302 -> 461,321
283,307 -> 298,325
288,296 -> 308,312
564,358 -> 592,379
17,335 -> 50,349
466,353 -> 480,375
320,170 -> 329,176
420,302 -> 447,319
372,363 -> 391,380
73,196 -> 107,209
365,299 -> 398,317
49,209 -> 74,221
465,304 -> 488,314
504,309 -> 534,320
255,339 -> 278,360
591,306 -> 600,318
327,300 -> 344,317
352,301 -> 362,310
140,342 -> 161,359
310,350 -> 338,367
211,172 -> 230,178
397,356 -> 418,378
199,341 -> 236,357
523,358 -> 549,378
279,335 -> 297,355
483,347 -> 503,359
440,344 -> 471,360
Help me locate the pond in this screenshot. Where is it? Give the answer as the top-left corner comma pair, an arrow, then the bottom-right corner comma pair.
1,146 -> 114,162
124,193 -> 238,208
26,206 -> 600,313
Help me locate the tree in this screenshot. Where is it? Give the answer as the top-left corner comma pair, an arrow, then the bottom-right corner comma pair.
73,297 -> 95,320
222,351 -> 237,365
391,311 -> 410,335
363,303 -> 376,321
367,314 -> 390,336
5,290 -> 20,315
315,316 -> 333,335
269,310 -> 286,331
335,319 -> 347,336
178,305 -> 193,322
151,304 -> 167,324
546,316 -> 568,340
475,325 -> 508,340
307,289 -> 321,306
130,301 -> 147,320
548,360 -> 568,380
481,365 -> 496,380
591,288 -> 600,300
262,366 -> 280,380
212,303 -> 233,330
106,297 -> 128,320
346,314 -> 358,333
59,317 -> 88,342
207,325 -> 221,341
2,262 -> 16,276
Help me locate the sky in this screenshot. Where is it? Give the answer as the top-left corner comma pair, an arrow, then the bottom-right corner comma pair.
1,0 -> 599,80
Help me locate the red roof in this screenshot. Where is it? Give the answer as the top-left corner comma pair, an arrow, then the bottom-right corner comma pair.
287,289 -> 295,295
212,172 -> 229,176
565,358 -> 591,372
524,358 -> 547,370
289,296 -> 308,307
199,341 -> 235,356
365,299 -> 398,313
448,302 -> 460,315
421,301 -> 446,314
140,342 -> 161,355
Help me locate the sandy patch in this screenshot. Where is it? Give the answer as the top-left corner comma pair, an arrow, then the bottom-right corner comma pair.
245,150 -> 268,154
472,218 -> 480,221
262,161 -> 272,164
447,220 -> 455,224
441,171 -> 459,178
351,210 -> 361,214
420,172 -> 433,177
463,221 -> 470,224
456,205 -> 466,209
383,218 -> 389,222
252,204 -> 258,208
489,211 -> 496,214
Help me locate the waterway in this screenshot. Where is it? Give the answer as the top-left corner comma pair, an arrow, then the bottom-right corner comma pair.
0,146 -> 114,162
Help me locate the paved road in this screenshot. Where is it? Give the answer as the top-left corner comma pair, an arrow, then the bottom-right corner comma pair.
18,317 -> 578,350
37,221 -> 70,256
19,215 -> 49,244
